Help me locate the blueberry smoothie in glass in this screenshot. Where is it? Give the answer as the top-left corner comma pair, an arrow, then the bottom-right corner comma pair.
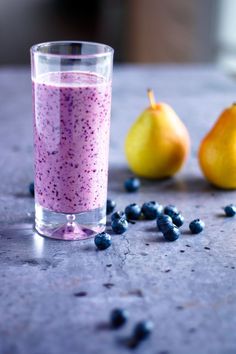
31,42 -> 113,240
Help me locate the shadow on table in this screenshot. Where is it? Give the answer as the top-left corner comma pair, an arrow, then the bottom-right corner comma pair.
0,214 -> 35,239
108,164 -> 232,195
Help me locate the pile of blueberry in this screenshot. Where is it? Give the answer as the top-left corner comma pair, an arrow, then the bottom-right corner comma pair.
95,177 -> 208,250
95,199 -> 206,249
93,177 -> 236,250
109,308 -> 153,348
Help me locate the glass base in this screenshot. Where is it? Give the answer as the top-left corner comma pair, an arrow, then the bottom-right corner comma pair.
35,203 -> 106,240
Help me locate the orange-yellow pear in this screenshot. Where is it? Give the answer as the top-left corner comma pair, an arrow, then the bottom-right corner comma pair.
125,90 -> 190,179
199,103 -> 236,189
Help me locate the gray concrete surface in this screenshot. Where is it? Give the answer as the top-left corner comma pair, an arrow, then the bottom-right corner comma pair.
0,65 -> 236,354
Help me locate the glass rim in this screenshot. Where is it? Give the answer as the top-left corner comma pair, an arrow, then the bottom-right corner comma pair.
30,40 -> 114,59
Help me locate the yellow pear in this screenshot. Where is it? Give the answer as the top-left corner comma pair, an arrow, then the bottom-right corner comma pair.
125,89 -> 190,179
199,103 -> 236,189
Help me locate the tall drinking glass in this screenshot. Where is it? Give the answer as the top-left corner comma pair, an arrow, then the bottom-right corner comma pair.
30,41 -> 114,240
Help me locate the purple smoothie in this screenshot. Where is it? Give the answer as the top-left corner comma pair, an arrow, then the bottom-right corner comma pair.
33,71 -> 111,214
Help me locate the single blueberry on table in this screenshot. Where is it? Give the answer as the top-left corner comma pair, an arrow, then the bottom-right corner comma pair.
125,203 -> 142,220
189,219 -> 205,234
163,225 -> 180,241
29,182 -> 34,197
111,218 -> 128,234
156,214 -> 173,233
171,212 -> 184,227
94,232 -> 112,250
111,211 -> 126,222
124,177 -> 141,192
133,320 -> 154,341
106,199 -> 116,215
164,204 -> 179,217
141,201 -> 163,220
224,204 -> 236,217
110,308 -> 129,329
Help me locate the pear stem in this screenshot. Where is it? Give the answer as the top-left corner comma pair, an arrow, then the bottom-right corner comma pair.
147,89 -> 156,109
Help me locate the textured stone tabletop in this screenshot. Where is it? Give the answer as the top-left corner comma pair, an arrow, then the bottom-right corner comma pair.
0,65 -> 236,354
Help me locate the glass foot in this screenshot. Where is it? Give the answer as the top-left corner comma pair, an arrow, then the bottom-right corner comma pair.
35,203 -> 106,240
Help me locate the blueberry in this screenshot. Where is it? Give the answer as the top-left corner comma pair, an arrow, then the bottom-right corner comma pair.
171,212 -> 184,227
29,182 -> 34,197
189,219 -> 205,234
111,211 -> 126,222
133,320 -> 154,341
110,308 -> 129,328
124,177 -> 141,193
156,214 -> 173,233
163,225 -> 180,241
94,232 -> 112,250
111,218 -> 128,234
125,203 -> 141,220
106,199 -> 116,215
141,201 -> 163,220
164,204 -> 178,217
224,204 -> 236,217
